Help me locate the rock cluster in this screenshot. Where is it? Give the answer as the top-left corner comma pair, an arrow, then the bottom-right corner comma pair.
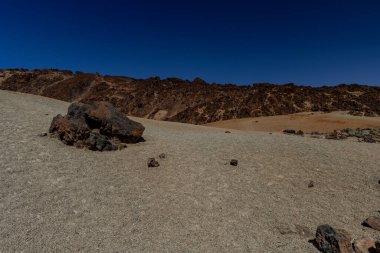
314,223 -> 380,253
325,128 -> 380,143
49,101 -> 145,151
283,128 -> 380,143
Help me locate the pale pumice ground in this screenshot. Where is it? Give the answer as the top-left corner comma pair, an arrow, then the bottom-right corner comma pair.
0,90 -> 380,252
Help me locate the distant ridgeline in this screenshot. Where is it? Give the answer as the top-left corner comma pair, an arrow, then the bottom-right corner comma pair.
0,68 -> 379,124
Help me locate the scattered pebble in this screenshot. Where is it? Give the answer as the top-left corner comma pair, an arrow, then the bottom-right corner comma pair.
147,158 -> 160,167
159,153 -> 166,159
225,130 -> 231,133
230,159 -> 238,166
308,180 -> 314,188
37,132 -> 47,137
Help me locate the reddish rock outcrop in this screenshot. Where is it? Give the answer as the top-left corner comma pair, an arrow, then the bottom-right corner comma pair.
49,101 -> 145,151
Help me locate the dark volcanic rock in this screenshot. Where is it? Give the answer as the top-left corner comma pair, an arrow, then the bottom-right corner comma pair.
314,224 -> 353,253
49,101 -> 145,151
283,129 -> 296,134
147,158 -> 160,167
283,129 -> 305,136
230,159 -> 238,166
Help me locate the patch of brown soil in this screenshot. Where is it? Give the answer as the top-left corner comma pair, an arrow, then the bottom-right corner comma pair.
205,111 -> 380,133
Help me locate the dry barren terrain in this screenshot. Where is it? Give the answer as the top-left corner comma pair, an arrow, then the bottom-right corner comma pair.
205,111 -> 380,133
1,69 -> 380,124
1,90 -> 380,252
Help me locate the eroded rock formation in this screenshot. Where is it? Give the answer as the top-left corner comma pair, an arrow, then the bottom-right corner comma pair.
49,101 -> 145,151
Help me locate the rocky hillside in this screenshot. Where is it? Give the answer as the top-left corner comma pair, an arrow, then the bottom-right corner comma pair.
1,68 -> 379,124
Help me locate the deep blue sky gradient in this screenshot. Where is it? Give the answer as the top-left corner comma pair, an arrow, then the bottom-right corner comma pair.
1,0 -> 380,85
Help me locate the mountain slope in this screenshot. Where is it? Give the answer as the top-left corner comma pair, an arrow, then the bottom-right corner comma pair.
1,68 -> 379,124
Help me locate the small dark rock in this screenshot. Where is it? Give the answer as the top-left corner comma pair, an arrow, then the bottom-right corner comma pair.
147,158 -> 160,167
308,180 -> 314,188
363,135 -> 376,143
38,132 -> 47,137
283,129 -> 296,134
296,130 -> 304,136
225,130 -> 231,133
363,216 -> 380,231
159,153 -> 166,159
230,159 -> 238,166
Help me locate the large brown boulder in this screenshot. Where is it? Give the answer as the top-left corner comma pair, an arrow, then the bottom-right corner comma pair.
49,101 -> 145,151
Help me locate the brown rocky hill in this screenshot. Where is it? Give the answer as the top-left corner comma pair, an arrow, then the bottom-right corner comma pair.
0,68 -> 379,124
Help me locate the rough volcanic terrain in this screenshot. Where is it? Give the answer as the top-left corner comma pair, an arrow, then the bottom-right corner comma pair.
1,68 -> 379,124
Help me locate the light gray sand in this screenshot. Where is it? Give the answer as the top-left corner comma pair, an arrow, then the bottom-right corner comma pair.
0,90 -> 379,252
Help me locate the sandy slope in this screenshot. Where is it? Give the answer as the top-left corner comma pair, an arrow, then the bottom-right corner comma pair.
0,90 -> 380,252
205,111 -> 380,133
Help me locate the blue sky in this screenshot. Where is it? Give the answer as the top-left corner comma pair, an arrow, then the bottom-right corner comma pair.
1,0 -> 380,85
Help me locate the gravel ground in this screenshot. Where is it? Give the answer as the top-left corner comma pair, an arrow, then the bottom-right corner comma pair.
1,90 -> 380,252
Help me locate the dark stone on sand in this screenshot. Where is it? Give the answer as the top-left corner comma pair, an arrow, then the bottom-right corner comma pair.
314,224 -> 352,253
147,158 -> 160,167
230,159 -> 238,166
283,129 -> 296,134
49,101 -> 145,151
